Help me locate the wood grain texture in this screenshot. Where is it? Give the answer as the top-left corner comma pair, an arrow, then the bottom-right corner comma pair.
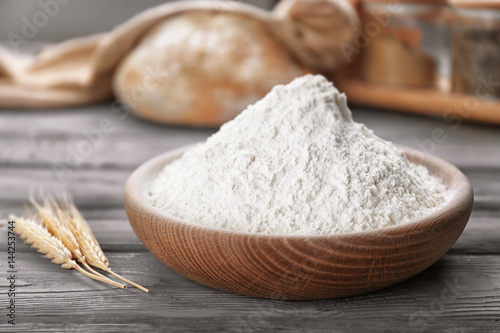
1,250 -> 499,332
0,103 -> 498,331
2,107 -> 500,168
124,145 -> 474,300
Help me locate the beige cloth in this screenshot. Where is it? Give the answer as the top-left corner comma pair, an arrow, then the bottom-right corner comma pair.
0,0 -> 358,109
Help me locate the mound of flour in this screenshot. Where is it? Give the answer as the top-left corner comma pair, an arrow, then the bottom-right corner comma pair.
149,75 -> 449,235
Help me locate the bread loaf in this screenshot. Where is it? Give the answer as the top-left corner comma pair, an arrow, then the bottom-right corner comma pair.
114,12 -> 309,126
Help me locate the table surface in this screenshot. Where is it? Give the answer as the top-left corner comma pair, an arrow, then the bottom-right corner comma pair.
0,103 -> 499,332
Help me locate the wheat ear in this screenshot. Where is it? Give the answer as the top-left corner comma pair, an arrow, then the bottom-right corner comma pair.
10,215 -> 126,289
31,198 -> 84,260
66,202 -> 149,293
34,198 -> 127,289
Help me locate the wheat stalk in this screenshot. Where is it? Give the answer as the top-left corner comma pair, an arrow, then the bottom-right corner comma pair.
10,215 -> 126,289
31,198 -> 127,289
64,200 -> 149,293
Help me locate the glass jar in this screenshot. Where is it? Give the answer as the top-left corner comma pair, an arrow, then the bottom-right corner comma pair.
450,1 -> 500,99
358,0 -> 449,88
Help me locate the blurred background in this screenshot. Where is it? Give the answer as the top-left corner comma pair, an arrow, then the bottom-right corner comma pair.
0,0 -> 274,41
0,1 -> 499,331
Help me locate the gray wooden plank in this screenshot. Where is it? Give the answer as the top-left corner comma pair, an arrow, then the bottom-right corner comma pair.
0,105 -> 499,169
2,211 -> 500,255
3,209 -> 499,255
0,250 -> 498,332
0,98 -> 499,332
0,167 -> 499,254
0,107 -> 215,170
462,168 -> 500,213
1,220 -> 144,253
452,216 -> 500,255
0,165 -> 498,212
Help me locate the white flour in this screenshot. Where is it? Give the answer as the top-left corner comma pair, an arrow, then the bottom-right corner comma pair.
149,75 -> 449,235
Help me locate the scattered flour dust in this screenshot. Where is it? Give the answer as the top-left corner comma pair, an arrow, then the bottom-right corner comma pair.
149,75 -> 450,235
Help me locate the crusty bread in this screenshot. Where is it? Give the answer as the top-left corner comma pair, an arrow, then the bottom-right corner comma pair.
0,0 -> 358,126
113,11 -> 310,127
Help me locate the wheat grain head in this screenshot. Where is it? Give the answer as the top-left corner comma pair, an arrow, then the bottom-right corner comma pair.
10,214 -> 126,289
31,198 -> 86,263
62,199 -> 149,292
10,215 -> 75,269
57,198 -> 110,271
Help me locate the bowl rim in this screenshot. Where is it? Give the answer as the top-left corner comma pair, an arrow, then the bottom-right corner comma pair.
126,143 -> 474,240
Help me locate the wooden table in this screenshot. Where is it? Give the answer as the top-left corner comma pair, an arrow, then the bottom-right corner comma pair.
0,104 -> 499,332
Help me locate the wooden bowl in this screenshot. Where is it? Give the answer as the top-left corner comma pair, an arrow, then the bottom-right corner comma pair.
125,144 -> 473,300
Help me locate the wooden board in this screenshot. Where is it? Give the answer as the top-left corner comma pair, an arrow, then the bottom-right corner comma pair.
0,103 -> 499,331
333,75 -> 500,125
